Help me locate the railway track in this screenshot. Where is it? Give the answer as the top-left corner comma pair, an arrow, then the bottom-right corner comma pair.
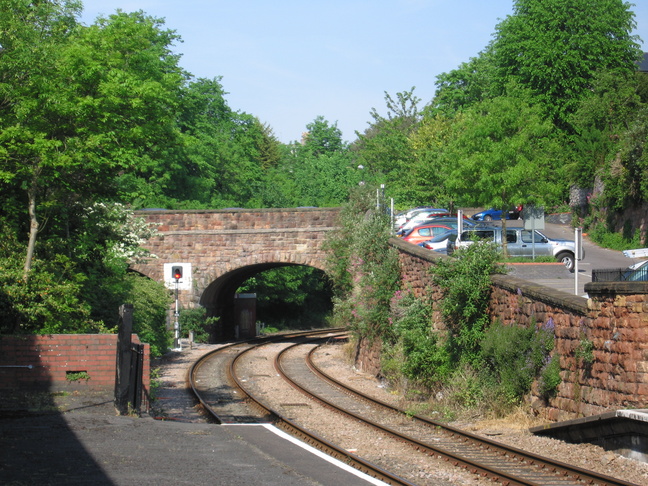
189,331 -> 640,486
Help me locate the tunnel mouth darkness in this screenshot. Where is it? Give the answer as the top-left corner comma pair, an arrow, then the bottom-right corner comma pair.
199,263 -> 333,342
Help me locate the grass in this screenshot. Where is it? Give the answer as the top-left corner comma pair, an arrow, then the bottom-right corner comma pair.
502,256 -> 557,263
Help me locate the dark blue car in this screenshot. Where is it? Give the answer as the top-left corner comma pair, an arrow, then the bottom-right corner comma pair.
470,207 -> 522,222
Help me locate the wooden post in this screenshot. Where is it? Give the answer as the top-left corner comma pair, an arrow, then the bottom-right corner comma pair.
114,304 -> 133,415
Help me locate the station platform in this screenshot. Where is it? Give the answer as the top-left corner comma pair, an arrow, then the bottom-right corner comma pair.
530,409 -> 648,462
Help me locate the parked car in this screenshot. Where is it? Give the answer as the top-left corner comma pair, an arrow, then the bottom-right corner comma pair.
397,215 -> 474,236
395,208 -> 449,232
418,230 -> 458,251
402,224 -> 454,245
471,206 -> 523,222
454,226 -> 579,271
393,207 -> 442,230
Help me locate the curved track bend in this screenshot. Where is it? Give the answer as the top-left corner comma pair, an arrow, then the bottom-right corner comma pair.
190,331 -> 640,486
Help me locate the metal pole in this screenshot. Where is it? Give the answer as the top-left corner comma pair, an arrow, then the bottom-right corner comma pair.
174,279 -> 180,350
575,228 -> 582,296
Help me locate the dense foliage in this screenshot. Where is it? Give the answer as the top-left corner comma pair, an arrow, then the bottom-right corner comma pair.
1,0 -> 646,365
379,242 -> 558,415
324,188 -> 400,341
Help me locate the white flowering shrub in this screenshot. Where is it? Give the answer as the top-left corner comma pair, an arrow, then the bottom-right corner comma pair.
83,202 -> 158,263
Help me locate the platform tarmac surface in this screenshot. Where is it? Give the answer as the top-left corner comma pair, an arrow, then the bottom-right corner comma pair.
0,343 -> 385,486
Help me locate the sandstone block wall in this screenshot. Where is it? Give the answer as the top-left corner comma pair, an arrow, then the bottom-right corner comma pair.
381,238 -> 648,420
133,208 -> 341,310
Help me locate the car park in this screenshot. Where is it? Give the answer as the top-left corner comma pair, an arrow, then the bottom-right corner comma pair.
470,206 -> 523,222
454,226 -> 579,271
395,208 -> 449,232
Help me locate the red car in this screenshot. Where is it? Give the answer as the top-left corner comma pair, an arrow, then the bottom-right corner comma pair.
402,224 -> 453,245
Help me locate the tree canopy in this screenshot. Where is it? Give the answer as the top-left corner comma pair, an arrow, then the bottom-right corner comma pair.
1,0 -> 647,339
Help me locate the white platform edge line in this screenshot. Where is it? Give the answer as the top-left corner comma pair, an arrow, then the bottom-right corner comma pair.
225,423 -> 390,486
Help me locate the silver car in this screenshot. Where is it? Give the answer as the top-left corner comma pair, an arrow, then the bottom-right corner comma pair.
455,226 -> 579,271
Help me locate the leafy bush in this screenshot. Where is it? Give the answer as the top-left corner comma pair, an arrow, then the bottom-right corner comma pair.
480,319 -> 555,403
431,241 -> 505,365
538,354 -> 562,398
0,252 -> 96,334
127,274 -> 172,357
387,290 -> 452,388
325,187 -> 400,342
259,324 -> 279,335
179,307 -> 218,343
586,221 -> 642,251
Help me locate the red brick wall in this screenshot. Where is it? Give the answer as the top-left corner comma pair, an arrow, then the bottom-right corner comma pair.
0,334 -> 150,399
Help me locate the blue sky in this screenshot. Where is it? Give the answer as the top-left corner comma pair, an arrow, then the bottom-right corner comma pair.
81,1 -> 648,144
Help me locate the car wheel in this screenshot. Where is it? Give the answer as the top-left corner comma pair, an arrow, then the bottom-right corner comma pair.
484,215 -> 493,222
557,252 -> 575,273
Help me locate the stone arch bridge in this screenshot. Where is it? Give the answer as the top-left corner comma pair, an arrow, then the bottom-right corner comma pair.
132,207 -> 340,340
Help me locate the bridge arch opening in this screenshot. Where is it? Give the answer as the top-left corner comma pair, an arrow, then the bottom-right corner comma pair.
199,263 -> 332,342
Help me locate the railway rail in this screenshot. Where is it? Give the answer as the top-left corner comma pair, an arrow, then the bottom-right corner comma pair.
189,331 -> 640,486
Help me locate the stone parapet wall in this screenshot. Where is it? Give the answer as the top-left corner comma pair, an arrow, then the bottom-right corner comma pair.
355,336 -> 383,376
132,208 -> 341,311
135,207 -> 341,232
381,238 -> 648,420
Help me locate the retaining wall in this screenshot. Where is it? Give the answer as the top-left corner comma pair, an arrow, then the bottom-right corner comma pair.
383,238 -> 648,420
0,334 -> 150,402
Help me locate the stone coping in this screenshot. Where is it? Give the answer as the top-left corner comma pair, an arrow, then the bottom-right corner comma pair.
135,207 -> 341,214
491,274 -> 589,315
585,281 -> 648,296
390,237 -> 589,315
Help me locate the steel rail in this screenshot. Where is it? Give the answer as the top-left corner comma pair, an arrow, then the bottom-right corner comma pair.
275,339 -> 536,486
305,343 -> 638,486
275,337 -> 639,486
189,329 -> 416,486
189,328 -> 345,423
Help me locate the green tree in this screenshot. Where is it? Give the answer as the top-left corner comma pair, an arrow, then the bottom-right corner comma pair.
0,5 -> 186,280
353,89 -> 423,201
172,77 -> 270,209
0,4 -> 184,337
443,91 -> 565,223
406,113 -> 456,207
491,0 -> 642,131
568,71 -> 644,189
431,51 -> 497,116
261,116 -> 356,207
298,116 -> 346,156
